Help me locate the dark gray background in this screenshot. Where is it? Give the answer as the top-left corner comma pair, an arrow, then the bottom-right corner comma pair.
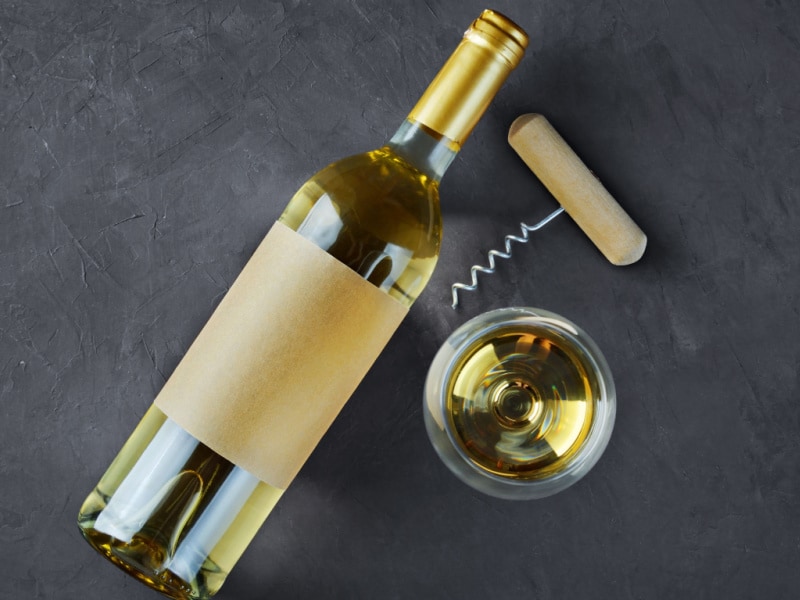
2,0 -> 798,598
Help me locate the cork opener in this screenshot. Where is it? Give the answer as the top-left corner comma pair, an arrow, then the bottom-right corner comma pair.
451,113 -> 647,308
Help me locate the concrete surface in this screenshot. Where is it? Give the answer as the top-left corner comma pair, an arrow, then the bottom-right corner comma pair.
1,0 -> 799,598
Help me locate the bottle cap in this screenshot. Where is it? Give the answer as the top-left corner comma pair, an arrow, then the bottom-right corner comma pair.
466,9 -> 528,69
409,10 -> 528,146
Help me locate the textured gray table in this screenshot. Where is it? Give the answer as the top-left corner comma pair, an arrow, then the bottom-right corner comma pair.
2,1 -> 799,598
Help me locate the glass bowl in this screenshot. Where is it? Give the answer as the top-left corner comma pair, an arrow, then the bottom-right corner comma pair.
423,307 -> 616,500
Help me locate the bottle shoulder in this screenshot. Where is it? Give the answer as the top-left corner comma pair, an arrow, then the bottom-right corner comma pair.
279,147 -> 442,306
280,146 -> 442,246
283,147 -> 440,218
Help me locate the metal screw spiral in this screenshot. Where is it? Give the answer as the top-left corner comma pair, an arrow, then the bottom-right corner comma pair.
451,207 -> 565,308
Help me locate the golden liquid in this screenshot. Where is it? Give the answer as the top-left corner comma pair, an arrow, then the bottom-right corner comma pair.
78,144 -> 442,599
78,406 -> 283,599
280,145 -> 441,306
446,322 -> 601,479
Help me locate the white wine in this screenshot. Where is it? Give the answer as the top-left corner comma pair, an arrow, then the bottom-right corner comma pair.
78,10 -> 529,599
78,407 -> 281,598
77,131 -> 446,599
447,321 -> 599,478
424,307 -> 615,500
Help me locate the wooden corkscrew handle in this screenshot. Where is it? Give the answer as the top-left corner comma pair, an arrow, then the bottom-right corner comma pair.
508,113 -> 647,266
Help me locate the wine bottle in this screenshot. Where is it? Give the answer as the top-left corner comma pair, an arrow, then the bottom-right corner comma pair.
78,10 -> 528,599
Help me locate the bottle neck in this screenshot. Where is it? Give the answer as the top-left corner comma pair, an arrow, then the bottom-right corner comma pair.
386,11 -> 527,183
386,119 -> 458,182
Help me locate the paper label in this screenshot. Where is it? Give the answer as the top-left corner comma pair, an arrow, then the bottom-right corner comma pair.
154,221 -> 409,489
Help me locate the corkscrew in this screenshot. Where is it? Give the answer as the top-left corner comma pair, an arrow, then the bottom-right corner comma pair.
451,207 -> 564,308
451,113 -> 648,308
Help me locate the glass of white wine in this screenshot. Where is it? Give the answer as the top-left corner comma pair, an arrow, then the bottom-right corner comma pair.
424,307 -> 616,500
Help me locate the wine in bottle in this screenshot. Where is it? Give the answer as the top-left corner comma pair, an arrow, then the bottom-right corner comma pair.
77,10 -> 528,599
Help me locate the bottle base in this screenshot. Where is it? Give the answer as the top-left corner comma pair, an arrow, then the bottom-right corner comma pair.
78,525 -> 215,600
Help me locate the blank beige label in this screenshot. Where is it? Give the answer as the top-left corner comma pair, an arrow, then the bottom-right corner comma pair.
154,221 -> 409,489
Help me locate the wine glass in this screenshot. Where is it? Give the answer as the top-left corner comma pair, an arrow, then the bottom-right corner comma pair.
423,307 -> 616,500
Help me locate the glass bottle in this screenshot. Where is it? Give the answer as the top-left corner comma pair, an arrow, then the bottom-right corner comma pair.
77,10 -> 528,599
